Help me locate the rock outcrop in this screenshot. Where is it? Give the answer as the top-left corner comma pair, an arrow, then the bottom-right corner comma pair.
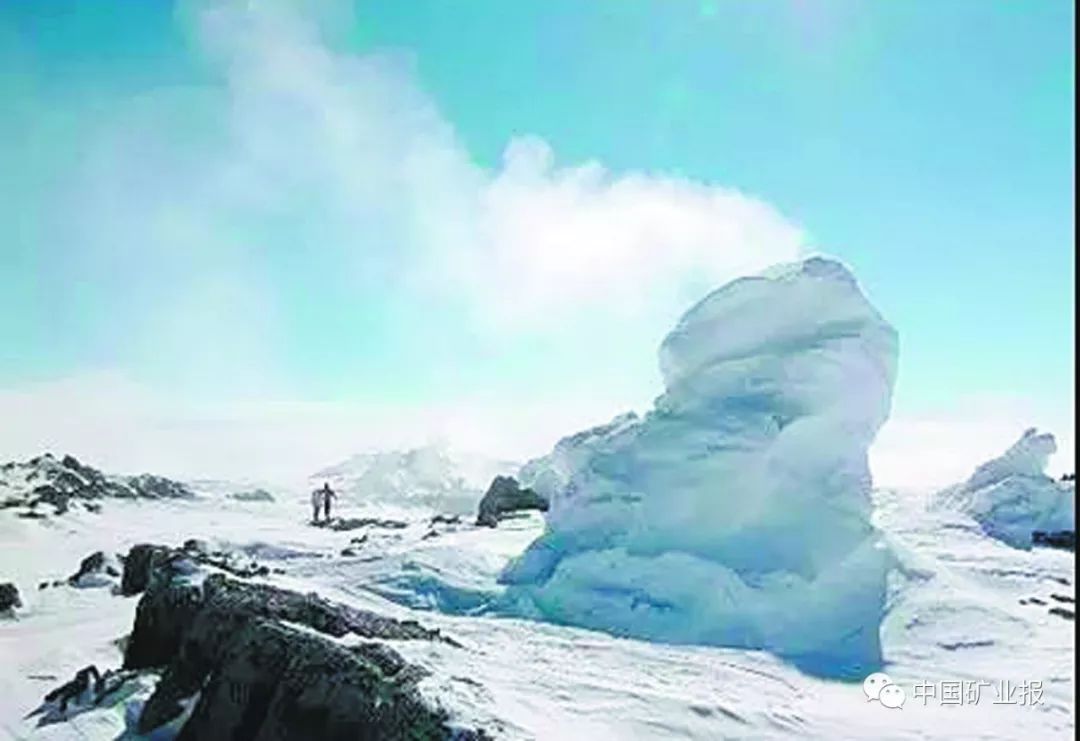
67,551 -> 122,588
476,476 -> 548,527
119,541 -> 272,600
112,542 -> 481,738
0,453 -> 194,517
229,488 -> 275,502
0,582 -> 20,613
1033,530 -> 1076,551
317,516 -> 409,532
121,544 -> 174,596
28,665 -> 144,727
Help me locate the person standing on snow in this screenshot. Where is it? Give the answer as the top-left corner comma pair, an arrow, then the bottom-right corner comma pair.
310,486 -> 323,523
320,482 -> 337,523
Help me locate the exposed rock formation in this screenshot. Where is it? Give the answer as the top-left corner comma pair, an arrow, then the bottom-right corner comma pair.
0,453 -> 194,517
1033,530 -> 1076,551
229,488 -> 275,502
317,516 -> 409,532
476,475 -> 548,527
0,581 -> 20,613
28,665 -> 144,727
120,544 -> 173,596
67,551 -> 122,588
112,542 -> 481,738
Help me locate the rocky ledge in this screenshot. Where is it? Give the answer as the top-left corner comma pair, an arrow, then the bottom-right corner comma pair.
35,540 -> 485,739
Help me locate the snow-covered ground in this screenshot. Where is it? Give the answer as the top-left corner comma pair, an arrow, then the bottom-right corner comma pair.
1,483 -> 1073,739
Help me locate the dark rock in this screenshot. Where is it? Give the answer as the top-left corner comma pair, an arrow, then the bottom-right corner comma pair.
68,551 -> 122,587
127,474 -> 195,500
121,545 -> 476,739
124,565 -> 447,675
431,514 -> 462,525
1050,593 -> 1075,604
30,485 -> 69,515
323,517 -> 409,532
1032,530 -> 1076,551
41,665 -> 102,714
229,488 -> 275,502
159,620 -> 455,740
1049,606 -> 1075,620
121,544 -> 173,596
122,542 -> 269,598
0,582 -> 20,612
340,547 -> 361,557
476,475 -> 548,527
181,539 -> 210,555
28,665 -> 140,725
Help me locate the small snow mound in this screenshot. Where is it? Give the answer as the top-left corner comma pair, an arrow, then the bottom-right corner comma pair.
934,428 -> 1074,548
500,256 -> 898,678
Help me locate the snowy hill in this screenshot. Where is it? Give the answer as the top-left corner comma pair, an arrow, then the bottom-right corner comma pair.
0,453 -> 194,517
311,444 -> 519,515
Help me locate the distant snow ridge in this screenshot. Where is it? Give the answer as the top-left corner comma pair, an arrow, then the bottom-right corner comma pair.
312,444 -> 518,515
502,257 -> 898,678
934,428 -> 1075,548
0,453 -> 194,516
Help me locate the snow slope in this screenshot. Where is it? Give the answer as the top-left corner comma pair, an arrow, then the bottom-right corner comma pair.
0,485 -> 1073,740
502,257 -> 898,678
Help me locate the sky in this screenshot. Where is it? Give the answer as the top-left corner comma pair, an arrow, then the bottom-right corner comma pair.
0,0 -> 1074,485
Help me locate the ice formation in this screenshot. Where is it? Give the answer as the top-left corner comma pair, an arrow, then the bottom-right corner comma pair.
934,428 -> 1075,548
502,257 -> 898,677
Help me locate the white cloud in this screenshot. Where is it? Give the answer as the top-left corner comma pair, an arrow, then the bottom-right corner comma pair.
178,0 -> 807,332
459,136 -> 805,329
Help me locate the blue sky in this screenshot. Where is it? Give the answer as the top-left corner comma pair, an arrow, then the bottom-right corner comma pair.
0,0 -> 1073,481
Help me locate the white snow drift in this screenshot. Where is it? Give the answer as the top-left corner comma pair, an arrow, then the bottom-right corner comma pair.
501,257 -> 899,677
934,428 -> 1075,548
